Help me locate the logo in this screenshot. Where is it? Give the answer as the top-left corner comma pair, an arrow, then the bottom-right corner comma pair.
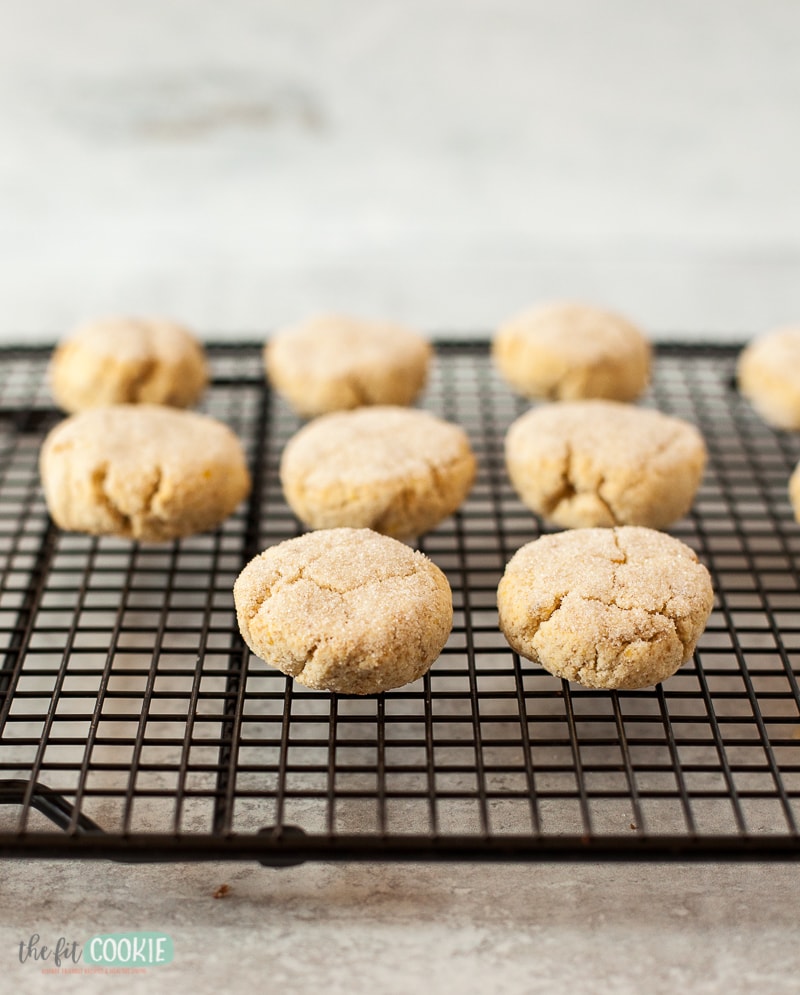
18,931 -> 174,975
18,935 -> 81,969
84,933 -> 174,968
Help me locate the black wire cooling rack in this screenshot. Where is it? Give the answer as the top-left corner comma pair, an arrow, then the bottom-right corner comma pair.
0,341 -> 799,864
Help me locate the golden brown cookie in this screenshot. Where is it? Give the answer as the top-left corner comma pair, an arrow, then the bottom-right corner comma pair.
280,406 -> 476,538
492,302 -> 650,402
737,326 -> 800,429
264,313 -> 432,417
497,527 -> 714,690
504,400 -> 706,529
788,461 -> 800,522
49,317 -> 208,413
40,405 -> 251,542
234,528 -> 453,694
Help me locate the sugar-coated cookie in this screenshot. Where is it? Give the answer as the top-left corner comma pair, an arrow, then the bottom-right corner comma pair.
264,313 -> 432,417
505,400 -> 706,529
737,326 -> 800,429
40,405 -> 250,542
492,302 -> 650,402
497,527 -> 713,690
49,317 -> 208,413
234,528 -> 453,694
280,406 -> 476,538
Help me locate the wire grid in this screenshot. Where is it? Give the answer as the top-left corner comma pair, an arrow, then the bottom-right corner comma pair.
0,342 -> 799,863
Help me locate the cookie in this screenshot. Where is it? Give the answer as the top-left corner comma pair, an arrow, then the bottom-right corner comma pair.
788,461 -> 800,522
505,400 -> 706,529
492,302 -> 651,402
737,326 -> 800,429
49,317 -> 209,413
234,528 -> 453,694
497,527 -> 714,690
40,404 -> 251,542
280,406 -> 476,538
264,313 -> 432,417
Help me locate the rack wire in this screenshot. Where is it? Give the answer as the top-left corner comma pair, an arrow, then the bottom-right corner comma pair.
0,342 -> 798,863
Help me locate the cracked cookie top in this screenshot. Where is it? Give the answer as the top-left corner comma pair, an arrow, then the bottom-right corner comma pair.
505,399 -> 707,530
280,406 -> 476,538
497,527 -> 714,690
264,313 -> 432,418
40,404 -> 251,542
234,528 -> 453,694
49,317 -> 208,413
492,302 -> 651,402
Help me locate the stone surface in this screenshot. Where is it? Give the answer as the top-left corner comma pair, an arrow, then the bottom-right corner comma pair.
1,858 -> 799,994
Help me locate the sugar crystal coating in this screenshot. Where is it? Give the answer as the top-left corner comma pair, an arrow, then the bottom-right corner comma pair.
492,302 -> 650,402
505,400 -> 706,529
49,317 -> 208,412
497,527 -> 713,690
234,528 -> 453,694
40,404 -> 250,542
265,314 -> 431,417
281,406 -> 476,537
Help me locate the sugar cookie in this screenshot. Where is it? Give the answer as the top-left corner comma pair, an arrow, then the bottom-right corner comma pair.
280,406 -> 476,538
737,326 -> 800,429
497,527 -> 713,690
505,400 -> 706,529
40,404 -> 250,542
492,302 -> 650,402
234,528 -> 453,694
264,314 -> 431,417
49,317 -> 208,413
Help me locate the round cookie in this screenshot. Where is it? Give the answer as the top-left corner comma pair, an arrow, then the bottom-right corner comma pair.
234,528 -> 453,694
40,404 -> 251,542
280,406 -> 476,538
49,317 -> 208,413
492,302 -> 651,402
265,313 -> 432,417
497,527 -> 714,690
737,326 -> 800,429
505,400 -> 706,529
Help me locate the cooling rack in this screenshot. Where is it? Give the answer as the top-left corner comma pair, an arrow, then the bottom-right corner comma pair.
0,342 -> 799,864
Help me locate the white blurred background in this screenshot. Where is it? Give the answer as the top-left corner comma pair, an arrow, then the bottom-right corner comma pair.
1,0 -> 799,341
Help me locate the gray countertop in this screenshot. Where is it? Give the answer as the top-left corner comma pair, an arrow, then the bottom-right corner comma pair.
3,858 -> 799,993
